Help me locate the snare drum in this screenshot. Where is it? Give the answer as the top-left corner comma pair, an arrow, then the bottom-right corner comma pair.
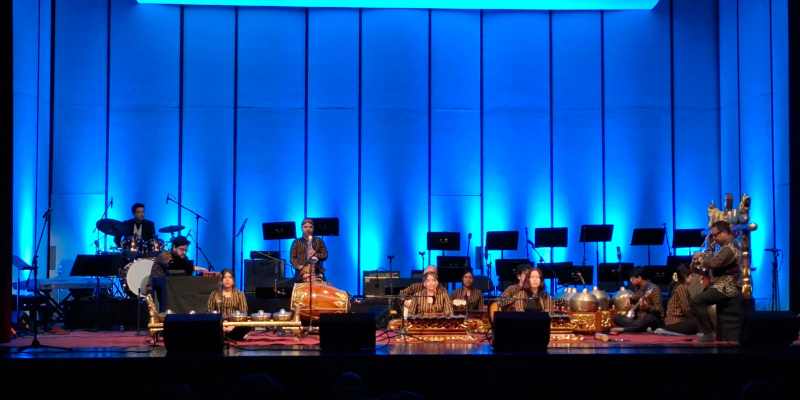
122,258 -> 155,297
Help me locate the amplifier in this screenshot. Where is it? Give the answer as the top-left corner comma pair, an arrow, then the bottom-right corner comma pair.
245,258 -> 284,293
363,275 -> 413,297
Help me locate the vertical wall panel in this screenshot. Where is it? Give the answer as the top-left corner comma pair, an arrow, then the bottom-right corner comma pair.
182,8 -> 235,270
236,8 -> 306,266
51,0 -> 108,274
430,10 -> 481,269
107,1 -> 179,259
361,10 -> 429,274
307,9 -> 360,293
551,12 -> 603,265
719,0 -> 741,197
739,0 -> 775,307
771,0 -> 789,310
604,4 -> 672,267
673,0 -> 720,241
12,0 -> 39,272
35,0 -> 52,274
483,11 -> 551,261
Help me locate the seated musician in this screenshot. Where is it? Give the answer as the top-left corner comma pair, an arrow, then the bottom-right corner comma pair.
450,269 -> 484,312
114,202 -> 156,247
405,270 -> 453,317
290,218 -> 328,281
500,264 -> 532,299
399,265 -> 437,299
656,265 -> 698,335
152,236 -> 194,277
207,269 -> 250,340
611,268 -> 663,333
510,268 -> 551,312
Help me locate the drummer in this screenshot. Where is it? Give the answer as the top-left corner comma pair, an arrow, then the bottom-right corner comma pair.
207,269 -> 250,340
114,202 -> 157,247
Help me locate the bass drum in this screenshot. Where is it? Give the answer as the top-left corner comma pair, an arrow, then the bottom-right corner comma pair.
122,258 -> 155,298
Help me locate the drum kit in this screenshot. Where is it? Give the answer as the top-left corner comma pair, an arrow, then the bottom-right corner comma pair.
94,218 -> 186,299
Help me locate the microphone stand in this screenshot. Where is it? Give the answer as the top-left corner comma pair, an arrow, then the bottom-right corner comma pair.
20,211 -> 67,351
234,219 -> 247,290
167,195 -> 210,270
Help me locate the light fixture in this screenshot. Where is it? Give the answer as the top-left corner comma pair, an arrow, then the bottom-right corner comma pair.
136,0 -> 659,11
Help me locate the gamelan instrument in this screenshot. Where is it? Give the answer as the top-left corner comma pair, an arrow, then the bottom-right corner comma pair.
290,281 -> 350,320
387,315 -> 490,342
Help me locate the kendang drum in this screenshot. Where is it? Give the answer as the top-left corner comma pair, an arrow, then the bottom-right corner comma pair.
122,258 -> 155,297
290,282 -> 350,320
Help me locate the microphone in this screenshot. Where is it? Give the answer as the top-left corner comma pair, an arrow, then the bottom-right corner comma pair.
109,197 -> 114,208
616,246 -> 622,262
166,193 -> 171,204
387,255 -> 395,261
235,218 -> 248,237
41,208 -> 52,219
468,232 -> 473,240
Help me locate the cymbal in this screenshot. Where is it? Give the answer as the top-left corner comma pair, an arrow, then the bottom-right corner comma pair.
96,218 -> 122,236
159,224 -> 185,234
12,255 -> 33,270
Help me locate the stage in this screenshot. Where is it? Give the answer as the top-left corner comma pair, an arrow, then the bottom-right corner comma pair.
2,330 -> 798,399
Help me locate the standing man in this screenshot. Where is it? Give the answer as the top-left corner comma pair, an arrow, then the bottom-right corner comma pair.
690,220 -> 743,342
115,202 -> 156,246
290,218 -> 328,281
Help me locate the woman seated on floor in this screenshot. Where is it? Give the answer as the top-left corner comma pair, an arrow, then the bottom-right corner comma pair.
404,270 -> 453,317
207,269 -> 250,340
511,267 -> 552,312
656,265 -> 699,336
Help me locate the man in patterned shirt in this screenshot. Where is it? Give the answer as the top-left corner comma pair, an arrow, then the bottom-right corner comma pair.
690,220 -> 742,342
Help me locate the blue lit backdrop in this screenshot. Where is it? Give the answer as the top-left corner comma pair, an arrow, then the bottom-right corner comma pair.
12,0 -> 789,308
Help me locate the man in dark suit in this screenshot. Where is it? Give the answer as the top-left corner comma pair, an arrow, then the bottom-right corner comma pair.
114,202 -> 156,246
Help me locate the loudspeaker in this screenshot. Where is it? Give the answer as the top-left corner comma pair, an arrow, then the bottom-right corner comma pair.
740,311 -> 799,348
163,313 -> 224,355
245,259 -> 284,293
493,312 -> 550,353
319,313 -> 376,352
350,301 -> 392,329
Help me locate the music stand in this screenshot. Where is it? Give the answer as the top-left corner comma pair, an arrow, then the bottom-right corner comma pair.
71,254 -> 121,331
534,228 -> 568,295
672,229 -> 705,250
598,262 -> 635,291
643,264 -> 673,287
427,232 -> 461,254
486,231 -> 518,258
262,222 -> 296,277
630,227 -> 665,265
579,224 -> 613,287
494,258 -> 530,289
310,217 -> 339,237
436,256 -> 470,286
539,261 -> 572,293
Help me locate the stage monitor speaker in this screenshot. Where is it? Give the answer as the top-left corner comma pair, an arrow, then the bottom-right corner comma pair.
319,313 -> 376,352
493,312 -> 550,353
163,313 -> 223,355
740,311 -> 799,348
